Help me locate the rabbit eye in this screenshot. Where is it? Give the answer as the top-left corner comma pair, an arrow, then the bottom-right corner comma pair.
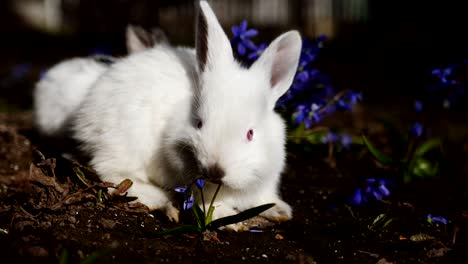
247,129 -> 254,141
195,119 -> 203,129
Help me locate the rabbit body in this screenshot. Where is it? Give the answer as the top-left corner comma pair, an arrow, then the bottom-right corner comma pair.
71,1 -> 301,228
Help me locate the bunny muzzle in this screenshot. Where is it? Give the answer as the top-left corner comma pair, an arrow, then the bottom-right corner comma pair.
202,163 -> 225,184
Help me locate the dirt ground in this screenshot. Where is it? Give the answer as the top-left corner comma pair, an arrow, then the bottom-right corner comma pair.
0,111 -> 467,264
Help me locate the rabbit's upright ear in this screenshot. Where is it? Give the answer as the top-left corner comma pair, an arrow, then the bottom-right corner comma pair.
252,31 -> 302,109
196,1 -> 233,73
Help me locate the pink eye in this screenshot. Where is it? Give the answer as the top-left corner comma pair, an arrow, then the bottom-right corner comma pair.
247,129 -> 254,141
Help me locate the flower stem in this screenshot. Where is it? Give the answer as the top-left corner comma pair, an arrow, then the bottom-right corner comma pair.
208,184 -> 222,213
200,188 -> 206,216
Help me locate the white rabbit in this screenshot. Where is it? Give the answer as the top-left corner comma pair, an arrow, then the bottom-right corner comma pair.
72,1 -> 301,229
33,25 -> 165,139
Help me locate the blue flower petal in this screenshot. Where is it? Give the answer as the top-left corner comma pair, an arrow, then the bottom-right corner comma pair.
237,43 -> 246,55
378,184 -> 390,196
411,122 -> 423,137
196,178 -> 205,189
296,71 -> 309,83
373,190 -> 383,201
340,134 -> 352,149
240,20 -> 248,31
174,186 -> 187,193
414,100 -> 423,112
350,189 -> 362,205
244,29 -> 258,37
365,178 -> 376,184
231,25 -> 241,36
427,214 -> 448,225
183,194 -> 194,210
243,39 -> 257,50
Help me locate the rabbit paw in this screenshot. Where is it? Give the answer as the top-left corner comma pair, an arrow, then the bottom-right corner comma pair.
164,203 -> 180,223
122,179 -> 180,222
260,199 -> 292,222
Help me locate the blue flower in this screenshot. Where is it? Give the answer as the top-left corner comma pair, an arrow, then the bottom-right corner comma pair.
247,42 -> 267,60
175,186 -> 194,210
231,20 -> 258,56
321,132 -> 338,144
350,188 -> 365,205
229,21 -> 359,129
427,61 -> 466,110
340,133 -> 352,149
298,38 -> 324,68
292,102 -> 325,128
349,178 -> 392,206
195,178 -> 205,189
174,186 -> 188,193
183,194 -> 195,210
292,104 -> 308,124
414,100 -> 423,112
427,214 -> 448,225
411,122 -> 423,137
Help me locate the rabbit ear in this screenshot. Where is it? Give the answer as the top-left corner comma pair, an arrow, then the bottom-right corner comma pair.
252,31 -> 302,108
126,25 -> 165,53
196,1 -> 233,73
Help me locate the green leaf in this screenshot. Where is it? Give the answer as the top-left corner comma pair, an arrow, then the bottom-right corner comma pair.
362,135 -> 398,165
304,130 -> 328,144
205,205 -> 215,226
411,158 -> 439,178
289,123 -> 305,143
371,213 -> 386,227
207,203 -> 275,230
148,225 -> 201,237
369,213 -> 393,230
97,189 -> 103,203
382,218 -> 394,228
403,170 -> 412,183
192,204 -> 205,230
80,248 -> 113,264
414,138 -> 442,157
59,249 -> 69,264
0,228 -> 8,236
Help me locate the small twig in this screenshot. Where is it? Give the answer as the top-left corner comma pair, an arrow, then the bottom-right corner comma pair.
357,249 -> 380,258
452,224 -> 459,244
345,204 -> 356,219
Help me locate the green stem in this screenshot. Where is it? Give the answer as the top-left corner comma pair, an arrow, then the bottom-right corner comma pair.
200,187 -> 206,216
209,184 -> 222,212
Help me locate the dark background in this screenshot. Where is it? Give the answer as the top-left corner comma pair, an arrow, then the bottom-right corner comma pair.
0,0 -> 467,110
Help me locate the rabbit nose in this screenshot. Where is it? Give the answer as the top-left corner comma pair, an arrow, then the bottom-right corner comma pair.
204,164 -> 225,183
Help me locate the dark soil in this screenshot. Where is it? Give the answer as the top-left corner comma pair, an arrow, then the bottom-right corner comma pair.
0,111 -> 467,264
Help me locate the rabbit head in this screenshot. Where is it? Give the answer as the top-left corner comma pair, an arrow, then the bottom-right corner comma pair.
173,1 -> 302,191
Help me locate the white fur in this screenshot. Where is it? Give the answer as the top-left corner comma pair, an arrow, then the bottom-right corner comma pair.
34,58 -> 109,137
33,25 -> 162,138
71,1 -> 302,227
